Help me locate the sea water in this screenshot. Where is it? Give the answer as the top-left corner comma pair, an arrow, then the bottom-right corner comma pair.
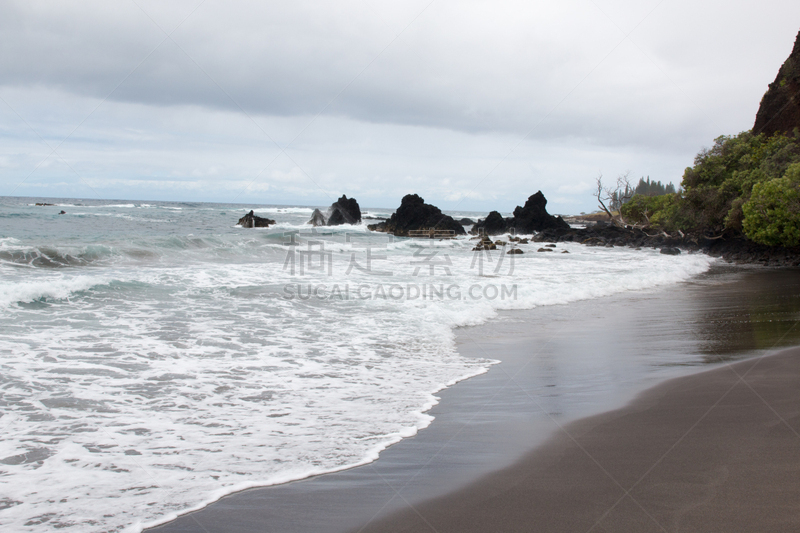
0,197 -> 715,532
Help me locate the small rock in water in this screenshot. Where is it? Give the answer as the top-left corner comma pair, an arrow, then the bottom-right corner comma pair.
472,240 -> 497,251
507,248 -> 524,254
537,247 -> 554,252
238,210 -> 276,228
308,208 -> 327,226
660,247 -> 681,255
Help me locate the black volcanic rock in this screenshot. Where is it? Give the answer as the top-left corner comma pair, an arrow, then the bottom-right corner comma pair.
458,218 -> 476,225
470,192 -> 568,235
308,208 -> 327,226
510,191 -> 569,234
237,210 -> 276,228
472,211 -> 511,235
754,30 -> 800,137
367,194 -> 466,237
327,195 -> 361,226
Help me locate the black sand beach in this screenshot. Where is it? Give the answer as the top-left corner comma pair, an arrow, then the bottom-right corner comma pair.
148,265 -> 800,533
362,346 -> 800,533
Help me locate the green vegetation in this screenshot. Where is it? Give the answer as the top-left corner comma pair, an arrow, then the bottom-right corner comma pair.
619,193 -> 683,231
742,163 -> 800,246
608,177 -> 676,211
633,177 -> 676,196
620,130 -> 800,246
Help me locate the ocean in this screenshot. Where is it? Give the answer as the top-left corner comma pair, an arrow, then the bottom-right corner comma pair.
0,197 -> 715,532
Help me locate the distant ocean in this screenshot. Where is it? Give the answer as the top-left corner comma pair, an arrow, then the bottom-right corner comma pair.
0,197 -> 715,532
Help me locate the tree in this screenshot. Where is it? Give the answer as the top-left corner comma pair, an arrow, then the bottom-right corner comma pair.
632,176 -> 677,197
742,163 -> 800,246
594,172 -> 633,226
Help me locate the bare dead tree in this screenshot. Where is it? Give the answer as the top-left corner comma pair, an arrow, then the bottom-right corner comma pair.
594,175 -> 614,221
594,172 -> 634,227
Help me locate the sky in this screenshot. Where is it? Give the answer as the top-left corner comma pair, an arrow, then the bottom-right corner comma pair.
1,0 -> 799,214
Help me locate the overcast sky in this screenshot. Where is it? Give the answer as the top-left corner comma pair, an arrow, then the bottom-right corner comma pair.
1,0 -> 799,213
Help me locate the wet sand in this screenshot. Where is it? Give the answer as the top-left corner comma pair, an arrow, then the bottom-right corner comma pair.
361,347 -> 800,532
148,265 -> 800,532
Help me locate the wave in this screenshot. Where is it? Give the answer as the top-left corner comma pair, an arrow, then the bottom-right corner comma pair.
0,245 -> 118,268
0,275 -> 112,308
0,237 -> 21,249
0,234 -> 283,268
0,238 -> 717,532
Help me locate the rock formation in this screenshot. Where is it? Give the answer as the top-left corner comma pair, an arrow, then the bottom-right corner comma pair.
308,208 -> 327,226
327,195 -> 362,226
367,194 -> 466,237
237,210 -> 276,228
510,191 -> 570,233
471,211 -> 511,235
754,29 -> 800,137
458,218 -> 476,225
471,192 -> 569,235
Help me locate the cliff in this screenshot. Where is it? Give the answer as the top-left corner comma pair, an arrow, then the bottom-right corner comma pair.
753,30 -> 800,136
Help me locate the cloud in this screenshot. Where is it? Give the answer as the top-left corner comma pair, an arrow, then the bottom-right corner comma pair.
444,190 -> 491,202
1,1 -> 800,212
3,0 -> 798,142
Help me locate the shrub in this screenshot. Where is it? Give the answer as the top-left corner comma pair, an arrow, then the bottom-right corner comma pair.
620,193 -> 683,230
742,163 -> 800,246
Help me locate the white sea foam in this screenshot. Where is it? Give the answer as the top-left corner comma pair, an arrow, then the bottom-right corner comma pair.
0,275 -> 111,308
0,237 -> 21,250
250,206 -> 316,215
0,224 -> 716,533
51,203 -> 141,208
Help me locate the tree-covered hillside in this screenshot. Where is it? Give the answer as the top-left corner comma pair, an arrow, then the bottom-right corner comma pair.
621,130 -> 800,246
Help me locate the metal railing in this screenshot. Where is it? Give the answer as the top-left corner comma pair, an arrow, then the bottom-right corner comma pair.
408,229 -> 456,239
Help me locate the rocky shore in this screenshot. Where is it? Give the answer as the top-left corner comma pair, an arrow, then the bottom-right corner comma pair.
531,223 -> 800,266
234,188 -> 800,265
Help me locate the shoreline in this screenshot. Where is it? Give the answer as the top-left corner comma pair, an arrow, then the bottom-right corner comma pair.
147,264 -> 800,532
359,346 -> 800,532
